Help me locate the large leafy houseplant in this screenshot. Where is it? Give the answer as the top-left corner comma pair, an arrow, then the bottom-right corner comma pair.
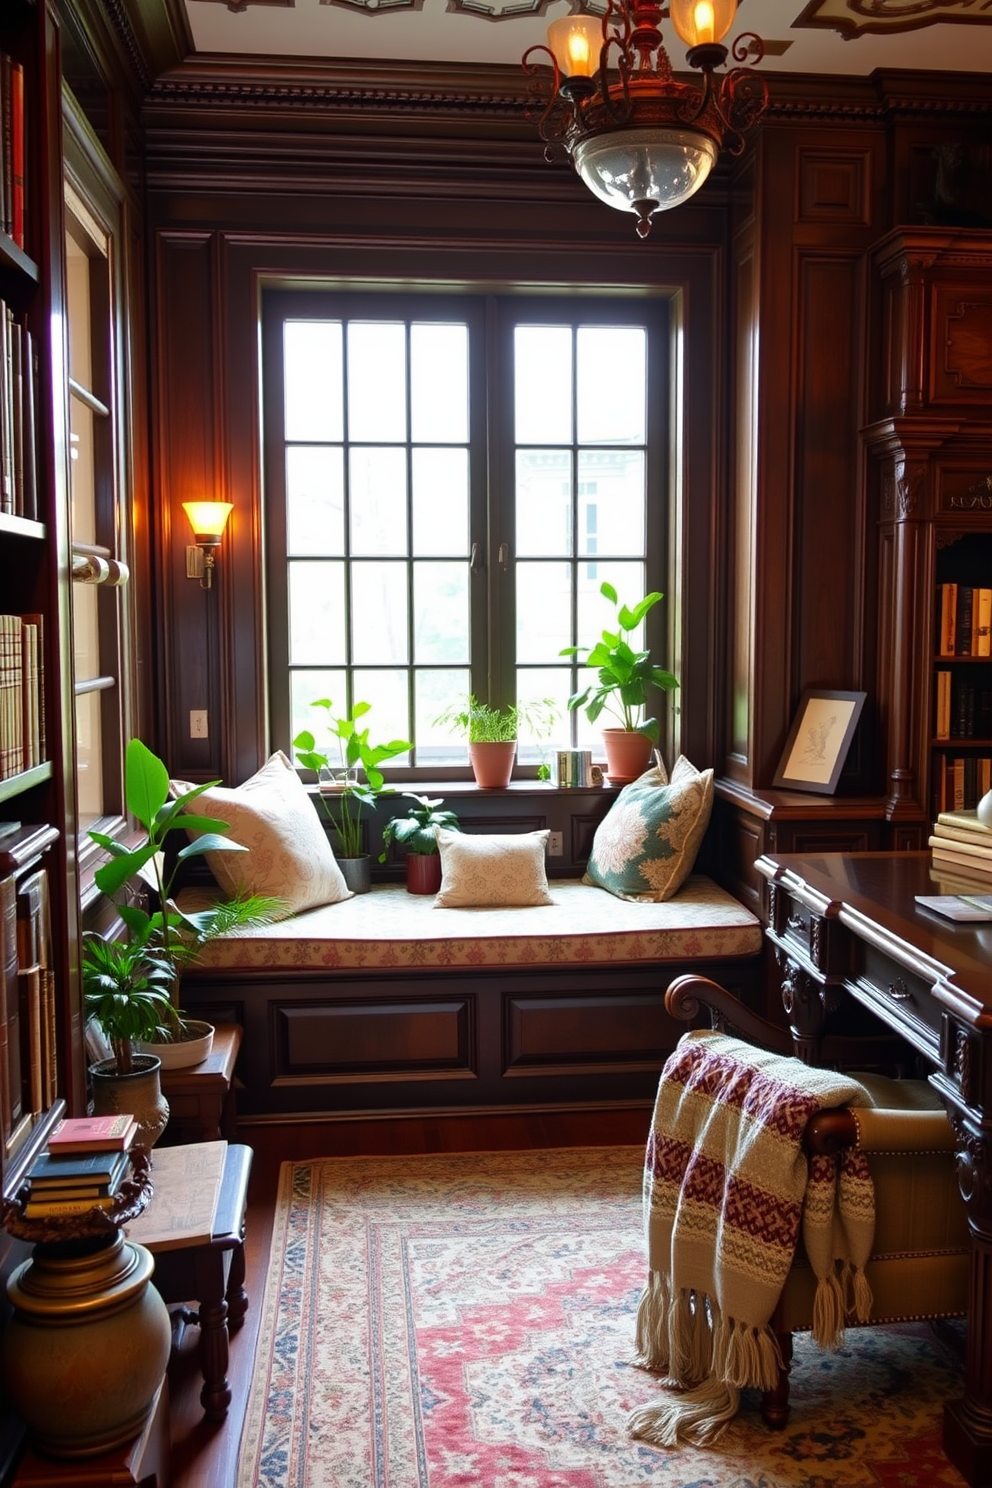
293,699 -> 410,859
379,794 -> 461,860
83,738 -> 278,1072
561,582 -> 679,742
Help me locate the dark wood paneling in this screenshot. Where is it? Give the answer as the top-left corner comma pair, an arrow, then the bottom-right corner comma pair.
278,1000 -> 473,1076
505,993 -> 673,1072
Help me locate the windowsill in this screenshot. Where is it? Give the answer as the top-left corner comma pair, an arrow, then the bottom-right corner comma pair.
304,780 -> 619,799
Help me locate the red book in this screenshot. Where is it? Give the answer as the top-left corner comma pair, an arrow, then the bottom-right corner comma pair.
9,59 -> 23,249
47,1112 -> 138,1153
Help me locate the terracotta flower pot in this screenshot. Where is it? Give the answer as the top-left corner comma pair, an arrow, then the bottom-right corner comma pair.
601,729 -> 652,785
469,741 -> 516,789
406,853 -> 442,895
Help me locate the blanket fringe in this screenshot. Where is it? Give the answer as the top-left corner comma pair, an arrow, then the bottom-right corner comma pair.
627,1379 -> 742,1447
633,1272 -> 671,1371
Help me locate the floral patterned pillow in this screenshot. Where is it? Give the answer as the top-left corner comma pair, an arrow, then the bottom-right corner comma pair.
583,757 -> 714,903
434,828 -> 554,908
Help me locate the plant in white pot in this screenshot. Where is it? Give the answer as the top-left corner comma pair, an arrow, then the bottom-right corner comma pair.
434,696 -> 558,789
85,738 -> 278,1078
379,794 -> 461,895
293,698 -> 410,893
561,581 -> 679,784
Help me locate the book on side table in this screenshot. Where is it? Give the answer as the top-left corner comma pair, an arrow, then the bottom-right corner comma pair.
915,892 -> 992,922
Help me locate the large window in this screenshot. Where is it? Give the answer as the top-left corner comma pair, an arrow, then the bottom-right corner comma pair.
262,290 -> 668,773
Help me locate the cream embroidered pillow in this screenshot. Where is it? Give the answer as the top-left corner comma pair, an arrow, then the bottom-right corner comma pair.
170,751 -> 351,918
583,756 -> 713,903
434,828 -> 554,908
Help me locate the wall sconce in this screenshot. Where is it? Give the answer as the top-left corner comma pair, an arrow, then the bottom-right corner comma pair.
183,501 -> 233,590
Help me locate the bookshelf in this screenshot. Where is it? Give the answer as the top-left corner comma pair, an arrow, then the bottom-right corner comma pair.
932,531 -> 992,817
0,0 -> 79,1214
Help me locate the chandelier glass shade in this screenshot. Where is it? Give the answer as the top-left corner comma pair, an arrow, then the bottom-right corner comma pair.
523,0 -> 767,237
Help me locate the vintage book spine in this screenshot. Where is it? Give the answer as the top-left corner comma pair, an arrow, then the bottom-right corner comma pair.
8,58 -> 23,249
933,821 -> 992,851
18,962 -> 42,1116
929,833 -> 992,862
27,1148 -> 129,1184
0,303 -> 10,514
19,326 -> 36,519
939,582 -> 958,658
0,54 -> 10,237
957,586 -> 975,657
48,1112 -> 138,1152
0,872 -> 18,1147
8,313 -> 21,514
931,844 -> 992,880
935,670 -> 951,741
975,588 -> 992,658
23,1194 -> 118,1218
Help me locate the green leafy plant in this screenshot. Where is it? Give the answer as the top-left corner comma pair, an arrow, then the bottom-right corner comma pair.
560,582 -> 679,742
83,738 -> 279,1070
434,696 -> 559,744
379,794 -> 461,862
293,699 -> 410,859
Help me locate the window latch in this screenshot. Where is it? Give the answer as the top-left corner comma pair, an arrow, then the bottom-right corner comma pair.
470,542 -> 483,574
498,542 -> 509,571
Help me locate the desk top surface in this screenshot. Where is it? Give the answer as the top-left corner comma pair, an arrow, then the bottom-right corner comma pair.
756,850 -> 992,1020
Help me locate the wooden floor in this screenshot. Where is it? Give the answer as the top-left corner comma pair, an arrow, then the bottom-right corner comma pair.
167,1105 -> 652,1488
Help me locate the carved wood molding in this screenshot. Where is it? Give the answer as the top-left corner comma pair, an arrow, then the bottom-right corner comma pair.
797,0 -> 992,38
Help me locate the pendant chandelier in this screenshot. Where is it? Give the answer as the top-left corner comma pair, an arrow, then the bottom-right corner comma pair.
522,0 -> 768,238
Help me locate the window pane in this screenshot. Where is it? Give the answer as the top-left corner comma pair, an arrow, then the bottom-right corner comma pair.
516,450 -> 571,557
413,561 -> 469,664
515,326 -> 572,445
416,669 -> 471,766
291,670 -> 346,756
517,561 -> 572,663
289,560 -> 346,665
577,327 -> 646,445
285,321 -> 343,442
411,324 -> 468,443
75,690 -> 104,827
412,448 -> 469,556
287,446 -> 344,555
352,669 -> 411,758
349,447 -> 407,556
351,561 -> 409,665
514,667 -> 568,763
577,561 -> 647,648
578,450 -> 645,557
348,323 -> 406,442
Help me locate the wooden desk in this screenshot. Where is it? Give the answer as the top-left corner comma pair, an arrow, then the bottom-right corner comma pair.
756,850 -> 992,1488
159,1024 -> 242,1144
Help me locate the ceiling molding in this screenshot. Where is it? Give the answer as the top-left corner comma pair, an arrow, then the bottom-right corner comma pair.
796,0 -> 992,38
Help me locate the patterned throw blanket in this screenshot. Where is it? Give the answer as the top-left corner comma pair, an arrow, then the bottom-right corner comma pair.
628,1030 -> 876,1447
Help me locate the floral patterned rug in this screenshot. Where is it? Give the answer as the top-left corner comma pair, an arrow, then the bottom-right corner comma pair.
237,1146 -> 968,1488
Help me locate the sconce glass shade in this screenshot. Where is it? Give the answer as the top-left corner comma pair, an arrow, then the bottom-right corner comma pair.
669,0 -> 737,47
183,501 -> 233,546
572,127 -> 720,221
546,15 -> 603,79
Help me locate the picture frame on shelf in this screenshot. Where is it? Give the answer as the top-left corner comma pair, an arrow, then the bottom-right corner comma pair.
773,689 -> 867,795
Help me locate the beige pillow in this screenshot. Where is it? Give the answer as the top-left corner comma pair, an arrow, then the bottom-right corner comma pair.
434,828 -> 554,908
170,751 -> 351,918
583,755 -> 714,902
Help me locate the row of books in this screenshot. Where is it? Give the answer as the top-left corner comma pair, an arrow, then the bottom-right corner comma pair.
0,305 -> 39,519
0,611 -> 45,780
934,673 -> 992,741
929,808 -> 992,885
19,1113 -> 137,1219
0,853 -> 55,1153
936,584 -> 992,659
0,51 -> 25,251
931,755 -> 992,817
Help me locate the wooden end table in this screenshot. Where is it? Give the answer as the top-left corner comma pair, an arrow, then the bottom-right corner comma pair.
159,1024 -> 242,1143
138,1142 -> 252,1423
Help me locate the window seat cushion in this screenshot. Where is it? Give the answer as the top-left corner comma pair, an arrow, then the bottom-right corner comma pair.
180,875 -> 762,974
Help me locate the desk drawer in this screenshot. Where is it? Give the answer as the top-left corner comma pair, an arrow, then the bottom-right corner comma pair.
857,948 -> 941,1056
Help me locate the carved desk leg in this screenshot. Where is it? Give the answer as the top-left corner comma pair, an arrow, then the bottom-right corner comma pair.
938,1022 -> 992,1486
774,948 -> 840,1065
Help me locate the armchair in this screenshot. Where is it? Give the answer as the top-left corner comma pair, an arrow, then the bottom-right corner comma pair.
663,973 -> 970,1428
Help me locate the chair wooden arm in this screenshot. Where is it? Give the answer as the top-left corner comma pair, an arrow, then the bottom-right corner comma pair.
665,974 -> 794,1057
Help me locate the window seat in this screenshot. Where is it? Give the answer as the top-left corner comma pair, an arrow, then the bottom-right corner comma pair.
178,876 -> 764,1122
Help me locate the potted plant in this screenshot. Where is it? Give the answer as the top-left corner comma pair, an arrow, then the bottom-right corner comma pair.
560,581 -> 679,784
435,696 -> 558,789
293,698 -> 410,893
84,738 -> 278,1079
379,794 -> 461,895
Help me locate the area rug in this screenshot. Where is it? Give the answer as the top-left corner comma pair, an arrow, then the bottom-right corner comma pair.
237,1146 -> 968,1488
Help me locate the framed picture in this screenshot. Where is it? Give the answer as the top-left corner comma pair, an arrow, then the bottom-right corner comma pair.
772,689 -> 867,795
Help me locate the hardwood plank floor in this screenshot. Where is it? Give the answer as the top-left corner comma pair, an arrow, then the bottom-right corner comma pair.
167,1105 -> 652,1488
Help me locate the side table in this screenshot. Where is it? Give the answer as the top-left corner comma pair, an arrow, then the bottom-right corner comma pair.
159,1024 -> 242,1143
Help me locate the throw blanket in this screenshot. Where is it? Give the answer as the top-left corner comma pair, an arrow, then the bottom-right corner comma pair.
627,1030 -> 876,1447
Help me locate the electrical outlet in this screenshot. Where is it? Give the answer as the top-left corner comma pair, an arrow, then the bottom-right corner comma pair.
189,709 -> 209,739
548,830 -> 563,857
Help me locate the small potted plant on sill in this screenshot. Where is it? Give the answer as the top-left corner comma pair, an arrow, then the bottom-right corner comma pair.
560,581 -> 679,784
293,698 -> 410,894
84,738 -> 278,1083
379,794 -> 461,895
434,696 -> 559,789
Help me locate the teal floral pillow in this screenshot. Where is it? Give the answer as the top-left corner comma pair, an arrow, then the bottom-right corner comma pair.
583,756 -> 714,902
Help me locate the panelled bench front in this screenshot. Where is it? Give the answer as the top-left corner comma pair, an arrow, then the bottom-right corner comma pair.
179,876 -> 764,1121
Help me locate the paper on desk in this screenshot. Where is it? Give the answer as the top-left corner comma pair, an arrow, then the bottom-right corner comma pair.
126,1140 -> 227,1250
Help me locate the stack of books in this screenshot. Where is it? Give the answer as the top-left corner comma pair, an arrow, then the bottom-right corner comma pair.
19,1112 -> 137,1219
929,809 -> 992,887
